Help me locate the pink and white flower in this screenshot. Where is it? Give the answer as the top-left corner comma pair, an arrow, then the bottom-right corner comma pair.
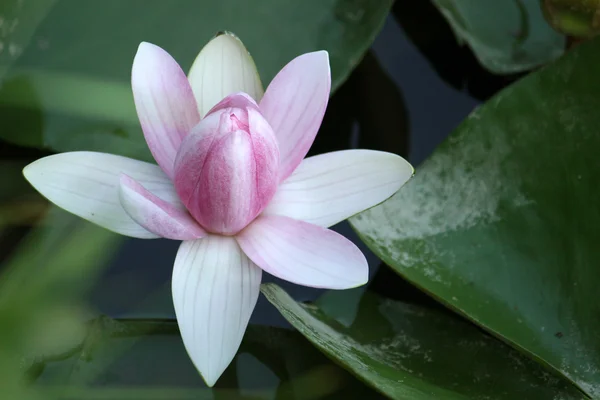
23,33 -> 413,386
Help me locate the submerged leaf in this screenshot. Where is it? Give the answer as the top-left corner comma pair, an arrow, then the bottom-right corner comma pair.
432,0 -> 565,73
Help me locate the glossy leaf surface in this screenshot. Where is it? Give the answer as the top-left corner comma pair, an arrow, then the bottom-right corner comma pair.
351,37 -> 600,397
263,284 -> 584,399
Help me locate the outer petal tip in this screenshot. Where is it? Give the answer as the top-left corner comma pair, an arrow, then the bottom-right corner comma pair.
264,150 -> 414,228
22,160 -> 46,192
136,41 -> 152,51
391,153 -> 415,181
212,31 -> 246,47
132,41 -> 167,67
312,49 -> 330,63
20,152 -> 179,238
188,33 -> 264,116
201,372 -> 219,388
22,162 -> 34,181
300,50 -> 331,82
259,49 -> 332,182
131,42 -> 199,178
134,42 -> 165,64
353,269 -> 369,289
369,151 -> 414,187
302,50 -> 330,77
237,216 -> 368,289
172,237 -> 261,388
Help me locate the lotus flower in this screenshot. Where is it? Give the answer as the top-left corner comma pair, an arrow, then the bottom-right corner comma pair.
23,33 -> 413,386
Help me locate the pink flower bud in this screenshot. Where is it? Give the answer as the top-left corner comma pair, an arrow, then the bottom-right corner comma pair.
174,93 -> 279,235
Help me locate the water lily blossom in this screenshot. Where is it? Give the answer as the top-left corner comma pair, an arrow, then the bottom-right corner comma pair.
23,33 -> 413,386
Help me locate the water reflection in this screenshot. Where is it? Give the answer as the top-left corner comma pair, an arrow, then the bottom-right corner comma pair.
32,319 -> 382,399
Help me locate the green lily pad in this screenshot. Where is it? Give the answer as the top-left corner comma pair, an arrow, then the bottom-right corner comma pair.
263,284 -> 584,399
351,36 -> 600,397
432,0 -> 565,73
0,0 -> 392,157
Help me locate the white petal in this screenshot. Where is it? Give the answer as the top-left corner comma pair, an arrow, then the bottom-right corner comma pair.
188,32 -> 264,117
172,236 -> 262,386
263,150 -> 414,227
23,152 -> 181,238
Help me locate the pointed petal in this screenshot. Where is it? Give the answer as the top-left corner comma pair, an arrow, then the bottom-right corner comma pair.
259,51 -> 331,182
119,174 -> 205,240
23,152 -> 181,238
132,42 -> 200,178
188,32 -> 264,117
172,236 -> 261,386
264,150 -> 414,227
236,215 -> 367,289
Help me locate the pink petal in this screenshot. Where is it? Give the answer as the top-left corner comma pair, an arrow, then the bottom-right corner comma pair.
206,92 -> 259,115
247,106 -> 280,205
264,150 -> 414,227
174,103 -> 279,235
172,236 -> 262,386
236,215 -> 367,289
195,130 -> 258,234
259,51 -> 331,182
119,174 -> 206,240
132,42 -> 200,178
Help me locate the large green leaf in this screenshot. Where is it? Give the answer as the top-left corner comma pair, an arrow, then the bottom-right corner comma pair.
432,0 -> 565,73
263,284 -> 584,399
0,0 -> 392,157
351,36 -> 600,397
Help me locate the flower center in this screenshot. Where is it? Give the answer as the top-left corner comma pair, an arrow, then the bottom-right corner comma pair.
173,96 -> 280,236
